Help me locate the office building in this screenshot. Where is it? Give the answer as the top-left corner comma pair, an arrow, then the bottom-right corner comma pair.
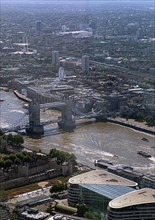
59,67 -> 65,80
108,188 -> 155,220
36,21 -> 42,33
52,50 -> 59,66
68,169 -> 137,211
82,55 -> 89,73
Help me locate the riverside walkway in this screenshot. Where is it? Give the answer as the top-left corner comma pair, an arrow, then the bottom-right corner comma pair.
107,117 -> 155,135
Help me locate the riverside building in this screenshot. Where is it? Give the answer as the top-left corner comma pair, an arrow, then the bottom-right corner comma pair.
107,188 -> 155,220
68,169 -> 137,211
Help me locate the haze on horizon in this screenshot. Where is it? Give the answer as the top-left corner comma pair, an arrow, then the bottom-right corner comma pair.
1,0 -> 154,3
1,0 -> 154,8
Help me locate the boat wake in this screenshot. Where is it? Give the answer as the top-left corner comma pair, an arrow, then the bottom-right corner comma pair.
149,157 -> 155,163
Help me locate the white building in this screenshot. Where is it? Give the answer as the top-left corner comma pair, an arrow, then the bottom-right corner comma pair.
59,67 -> 65,80
62,25 -> 68,32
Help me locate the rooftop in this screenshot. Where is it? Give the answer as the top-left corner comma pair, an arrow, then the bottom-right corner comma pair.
21,210 -> 50,220
47,214 -> 87,220
80,184 -> 135,200
69,169 -> 137,187
16,195 -> 51,208
109,188 -> 155,209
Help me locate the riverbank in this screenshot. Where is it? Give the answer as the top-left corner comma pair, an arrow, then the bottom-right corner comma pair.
107,117 -> 155,135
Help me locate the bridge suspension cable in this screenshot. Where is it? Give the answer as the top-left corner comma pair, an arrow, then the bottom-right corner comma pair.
72,107 -> 103,119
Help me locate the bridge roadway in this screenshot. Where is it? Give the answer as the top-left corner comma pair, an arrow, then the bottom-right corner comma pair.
40,102 -> 66,109
2,108 -> 104,133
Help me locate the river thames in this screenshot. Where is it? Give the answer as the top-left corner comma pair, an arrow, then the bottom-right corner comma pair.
0,90 -> 155,173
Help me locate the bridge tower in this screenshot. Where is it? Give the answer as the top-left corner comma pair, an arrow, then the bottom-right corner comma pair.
58,94 -> 76,131
26,101 -> 44,135
94,101 -> 108,122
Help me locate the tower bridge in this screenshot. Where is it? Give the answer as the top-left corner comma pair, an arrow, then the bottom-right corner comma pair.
3,97 -> 107,135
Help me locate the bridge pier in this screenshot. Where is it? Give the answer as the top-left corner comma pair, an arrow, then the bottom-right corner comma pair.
26,101 -> 44,135
95,116 -> 107,122
95,111 -> 108,122
58,120 -> 76,132
58,99 -> 76,132
26,125 -> 44,135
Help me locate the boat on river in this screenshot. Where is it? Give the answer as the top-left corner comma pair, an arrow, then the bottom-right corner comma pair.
137,150 -> 151,158
23,103 -> 29,109
0,98 -> 5,102
94,159 -> 113,169
141,137 -> 149,142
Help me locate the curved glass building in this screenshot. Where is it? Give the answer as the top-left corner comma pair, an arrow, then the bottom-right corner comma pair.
108,188 -> 155,220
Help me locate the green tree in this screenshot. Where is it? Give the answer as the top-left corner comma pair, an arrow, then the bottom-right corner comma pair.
76,203 -> 88,217
50,149 -> 77,165
6,133 -> 13,142
14,158 -> 22,165
50,183 -> 65,193
145,115 -> 155,126
2,134 -> 7,141
46,203 -> 55,215
0,160 -> 5,169
4,159 -> 12,169
84,210 -> 107,220
0,129 -> 4,136
112,113 -> 117,118
3,155 -> 9,161
12,134 -> 24,145
23,155 -> 32,164
0,145 -> 4,153
22,151 -> 29,156
9,154 -> 17,163
16,152 -> 25,161
135,112 -> 145,122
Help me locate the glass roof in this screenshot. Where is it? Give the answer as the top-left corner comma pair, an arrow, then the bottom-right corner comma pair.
80,184 -> 135,200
